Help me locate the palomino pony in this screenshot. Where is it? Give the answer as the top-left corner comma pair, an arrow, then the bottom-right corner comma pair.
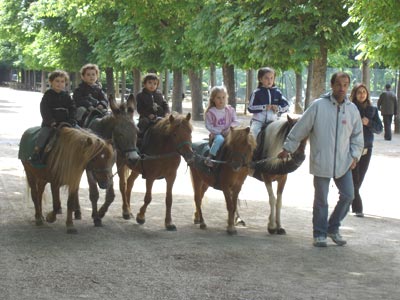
190,127 -> 256,235
118,112 -> 193,230
71,94 -> 140,226
19,127 -> 114,233
250,115 -> 307,234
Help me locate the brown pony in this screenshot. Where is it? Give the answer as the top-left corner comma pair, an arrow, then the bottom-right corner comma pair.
249,115 -> 307,234
118,112 -> 193,230
190,127 -> 256,235
19,127 -> 114,233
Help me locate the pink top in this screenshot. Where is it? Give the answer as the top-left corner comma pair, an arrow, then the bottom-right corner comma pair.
205,105 -> 240,136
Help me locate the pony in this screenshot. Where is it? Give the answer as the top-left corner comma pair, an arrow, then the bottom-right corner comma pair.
249,115 -> 307,234
70,94 -> 140,226
190,126 -> 256,235
117,112 -> 194,230
19,127 -> 115,233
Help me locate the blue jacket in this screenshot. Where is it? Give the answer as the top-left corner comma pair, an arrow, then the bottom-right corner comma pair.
248,86 -> 289,122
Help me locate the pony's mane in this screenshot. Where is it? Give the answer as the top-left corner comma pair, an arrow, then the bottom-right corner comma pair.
47,128 -> 108,191
226,126 -> 257,150
263,119 -> 292,159
153,112 -> 193,136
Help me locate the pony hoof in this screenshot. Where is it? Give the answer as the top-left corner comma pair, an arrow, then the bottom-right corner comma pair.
46,213 -> 56,223
56,208 -> 62,214
136,216 -> 145,225
67,227 -> 78,234
200,223 -> 207,230
74,210 -> 82,220
35,217 -> 44,226
194,219 -> 201,225
268,228 -> 277,234
277,228 -> 286,235
123,213 -> 132,220
227,228 -> 237,235
94,219 -> 103,227
166,224 -> 177,231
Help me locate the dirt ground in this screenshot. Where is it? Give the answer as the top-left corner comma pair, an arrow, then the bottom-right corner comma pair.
0,88 -> 399,300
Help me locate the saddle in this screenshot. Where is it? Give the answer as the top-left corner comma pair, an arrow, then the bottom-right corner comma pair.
252,121 -> 273,181
80,108 -> 107,128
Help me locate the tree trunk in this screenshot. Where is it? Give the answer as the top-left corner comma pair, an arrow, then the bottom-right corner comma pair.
395,73 -> 400,134
163,69 -> 169,100
171,69 -> 183,113
310,45 -> 328,101
115,71 -> 120,99
362,59 -> 370,90
245,69 -> 255,115
133,68 -> 141,99
222,64 -> 236,108
295,71 -> 303,114
120,68 -> 126,103
210,64 -> 216,88
105,67 -> 115,98
304,61 -> 313,110
41,71 -> 46,93
188,69 -> 203,121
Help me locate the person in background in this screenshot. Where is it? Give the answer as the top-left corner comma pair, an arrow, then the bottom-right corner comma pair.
350,83 -> 383,217
277,72 -> 363,247
30,70 -> 77,164
377,83 -> 397,141
204,86 -> 240,167
136,73 -> 170,135
247,67 -> 289,139
73,63 -> 108,125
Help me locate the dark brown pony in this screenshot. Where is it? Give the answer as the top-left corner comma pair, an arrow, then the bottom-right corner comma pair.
71,94 -> 139,226
250,115 -> 307,234
19,127 -> 114,233
118,112 -> 193,230
190,127 -> 256,235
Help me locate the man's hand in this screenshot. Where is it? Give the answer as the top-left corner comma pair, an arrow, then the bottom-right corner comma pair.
277,149 -> 290,160
350,158 -> 358,170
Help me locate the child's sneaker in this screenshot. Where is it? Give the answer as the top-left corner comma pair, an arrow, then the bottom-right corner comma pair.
204,157 -> 214,167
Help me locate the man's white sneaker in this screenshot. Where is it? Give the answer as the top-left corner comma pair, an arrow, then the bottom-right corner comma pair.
313,236 -> 327,247
328,232 -> 347,246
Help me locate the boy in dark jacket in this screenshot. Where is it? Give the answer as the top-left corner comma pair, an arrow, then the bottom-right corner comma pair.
30,70 -> 77,164
73,63 -> 108,125
136,73 -> 170,135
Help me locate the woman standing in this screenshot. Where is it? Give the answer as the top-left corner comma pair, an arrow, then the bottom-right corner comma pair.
350,83 -> 383,217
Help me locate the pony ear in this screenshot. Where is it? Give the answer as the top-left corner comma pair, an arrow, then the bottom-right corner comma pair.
109,94 -> 118,112
186,113 -> 191,121
169,114 -> 175,123
85,137 -> 94,146
127,94 -> 136,111
287,114 -> 294,124
245,126 -> 250,134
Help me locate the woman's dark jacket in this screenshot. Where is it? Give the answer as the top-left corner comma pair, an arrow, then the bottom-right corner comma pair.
355,103 -> 383,148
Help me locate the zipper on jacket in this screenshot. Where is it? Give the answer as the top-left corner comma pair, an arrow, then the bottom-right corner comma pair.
333,104 -> 340,177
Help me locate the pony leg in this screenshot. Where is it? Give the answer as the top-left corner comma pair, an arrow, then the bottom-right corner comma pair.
136,178 -> 154,225
66,190 -> 78,234
98,183 -> 115,219
223,189 -> 237,235
164,173 -> 177,231
26,172 -> 45,226
264,180 -> 278,234
46,183 -> 61,223
275,175 -> 287,235
87,170 -> 102,227
191,170 -> 208,229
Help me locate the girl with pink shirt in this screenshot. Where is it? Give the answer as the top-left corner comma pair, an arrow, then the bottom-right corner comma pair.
204,86 -> 240,167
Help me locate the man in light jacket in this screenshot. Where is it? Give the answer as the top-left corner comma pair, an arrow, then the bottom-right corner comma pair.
278,72 -> 363,247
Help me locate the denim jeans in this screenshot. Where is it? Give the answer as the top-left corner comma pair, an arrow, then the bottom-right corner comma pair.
209,134 -> 224,156
313,169 -> 354,238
